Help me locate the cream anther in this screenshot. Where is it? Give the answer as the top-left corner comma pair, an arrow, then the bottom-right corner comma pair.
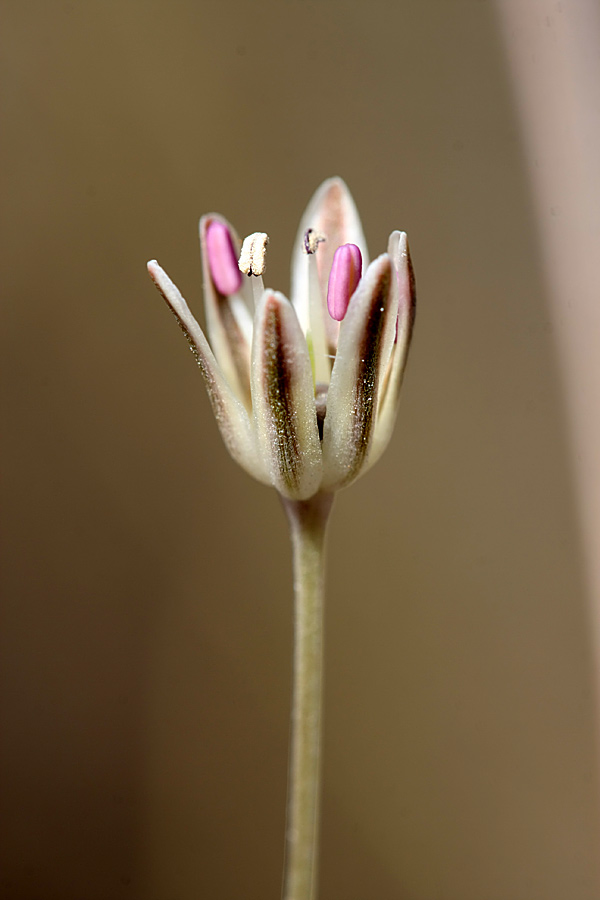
239,232 -> 269,276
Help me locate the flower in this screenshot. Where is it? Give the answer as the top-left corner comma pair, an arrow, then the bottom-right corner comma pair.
147,178 -> 415,500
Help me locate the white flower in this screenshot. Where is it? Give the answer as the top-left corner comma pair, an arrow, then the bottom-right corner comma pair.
148,178 -> 415,500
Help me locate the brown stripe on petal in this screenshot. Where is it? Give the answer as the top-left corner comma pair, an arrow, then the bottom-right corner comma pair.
406,244 -> 417,335
153,276 -> 250,465
148,258 -> 267,483
171,313 -> 220,403
161,301 -> 246,459
150,274 -> 218,395
381,242 -> 417,406
314,383 -> 328,441
215,293 -> 252,407
381,244 -> 417,402
343,263 -> 391,483
261,301 -> 302,492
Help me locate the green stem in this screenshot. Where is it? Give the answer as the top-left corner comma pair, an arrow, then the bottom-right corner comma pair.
280,492 -> 335,900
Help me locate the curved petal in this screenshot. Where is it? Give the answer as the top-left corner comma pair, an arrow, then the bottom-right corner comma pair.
291,178 -> 370,350
199,214 -> 253,410
251,290 -> 322,500
365,232 -> 416,471
147,260 -> 268,485
321,254 -> 398,491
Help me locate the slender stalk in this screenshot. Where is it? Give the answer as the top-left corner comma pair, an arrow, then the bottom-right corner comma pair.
280,491 -> 335,900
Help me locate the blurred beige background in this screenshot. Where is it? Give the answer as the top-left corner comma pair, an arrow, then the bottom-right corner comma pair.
2,1 -> 600,898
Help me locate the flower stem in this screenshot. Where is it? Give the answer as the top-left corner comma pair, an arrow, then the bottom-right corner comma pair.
280,491 -> 335,900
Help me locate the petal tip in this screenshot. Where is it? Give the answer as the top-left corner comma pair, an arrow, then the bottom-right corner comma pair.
319,175 -> 350,194
147,259 -> 161,280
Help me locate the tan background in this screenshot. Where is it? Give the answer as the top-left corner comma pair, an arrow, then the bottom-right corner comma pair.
2,2 -> 600,898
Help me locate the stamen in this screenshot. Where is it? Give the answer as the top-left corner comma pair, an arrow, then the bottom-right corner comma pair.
206,220 -> 243,296
303,228 -> 326,255
326,243 -> 362,321
304,233 -> 330,384
239,232 -> 269,276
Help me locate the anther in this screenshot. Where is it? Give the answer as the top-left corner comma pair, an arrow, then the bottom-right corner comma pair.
303,228 -> 326,255
239,232 -> 269,276
205,220 -> 243,295
326,243 -> 362,321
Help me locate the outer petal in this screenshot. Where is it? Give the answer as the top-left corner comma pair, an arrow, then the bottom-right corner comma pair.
199,214 -> 253,410
365,232 -> 416,471
147,260 -> 269,485
251,290 -> 322,500
291,178 -> 370,346
321,254 -> 398,491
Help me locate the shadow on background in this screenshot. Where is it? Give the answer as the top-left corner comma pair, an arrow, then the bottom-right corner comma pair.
2,1 -> 599,898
